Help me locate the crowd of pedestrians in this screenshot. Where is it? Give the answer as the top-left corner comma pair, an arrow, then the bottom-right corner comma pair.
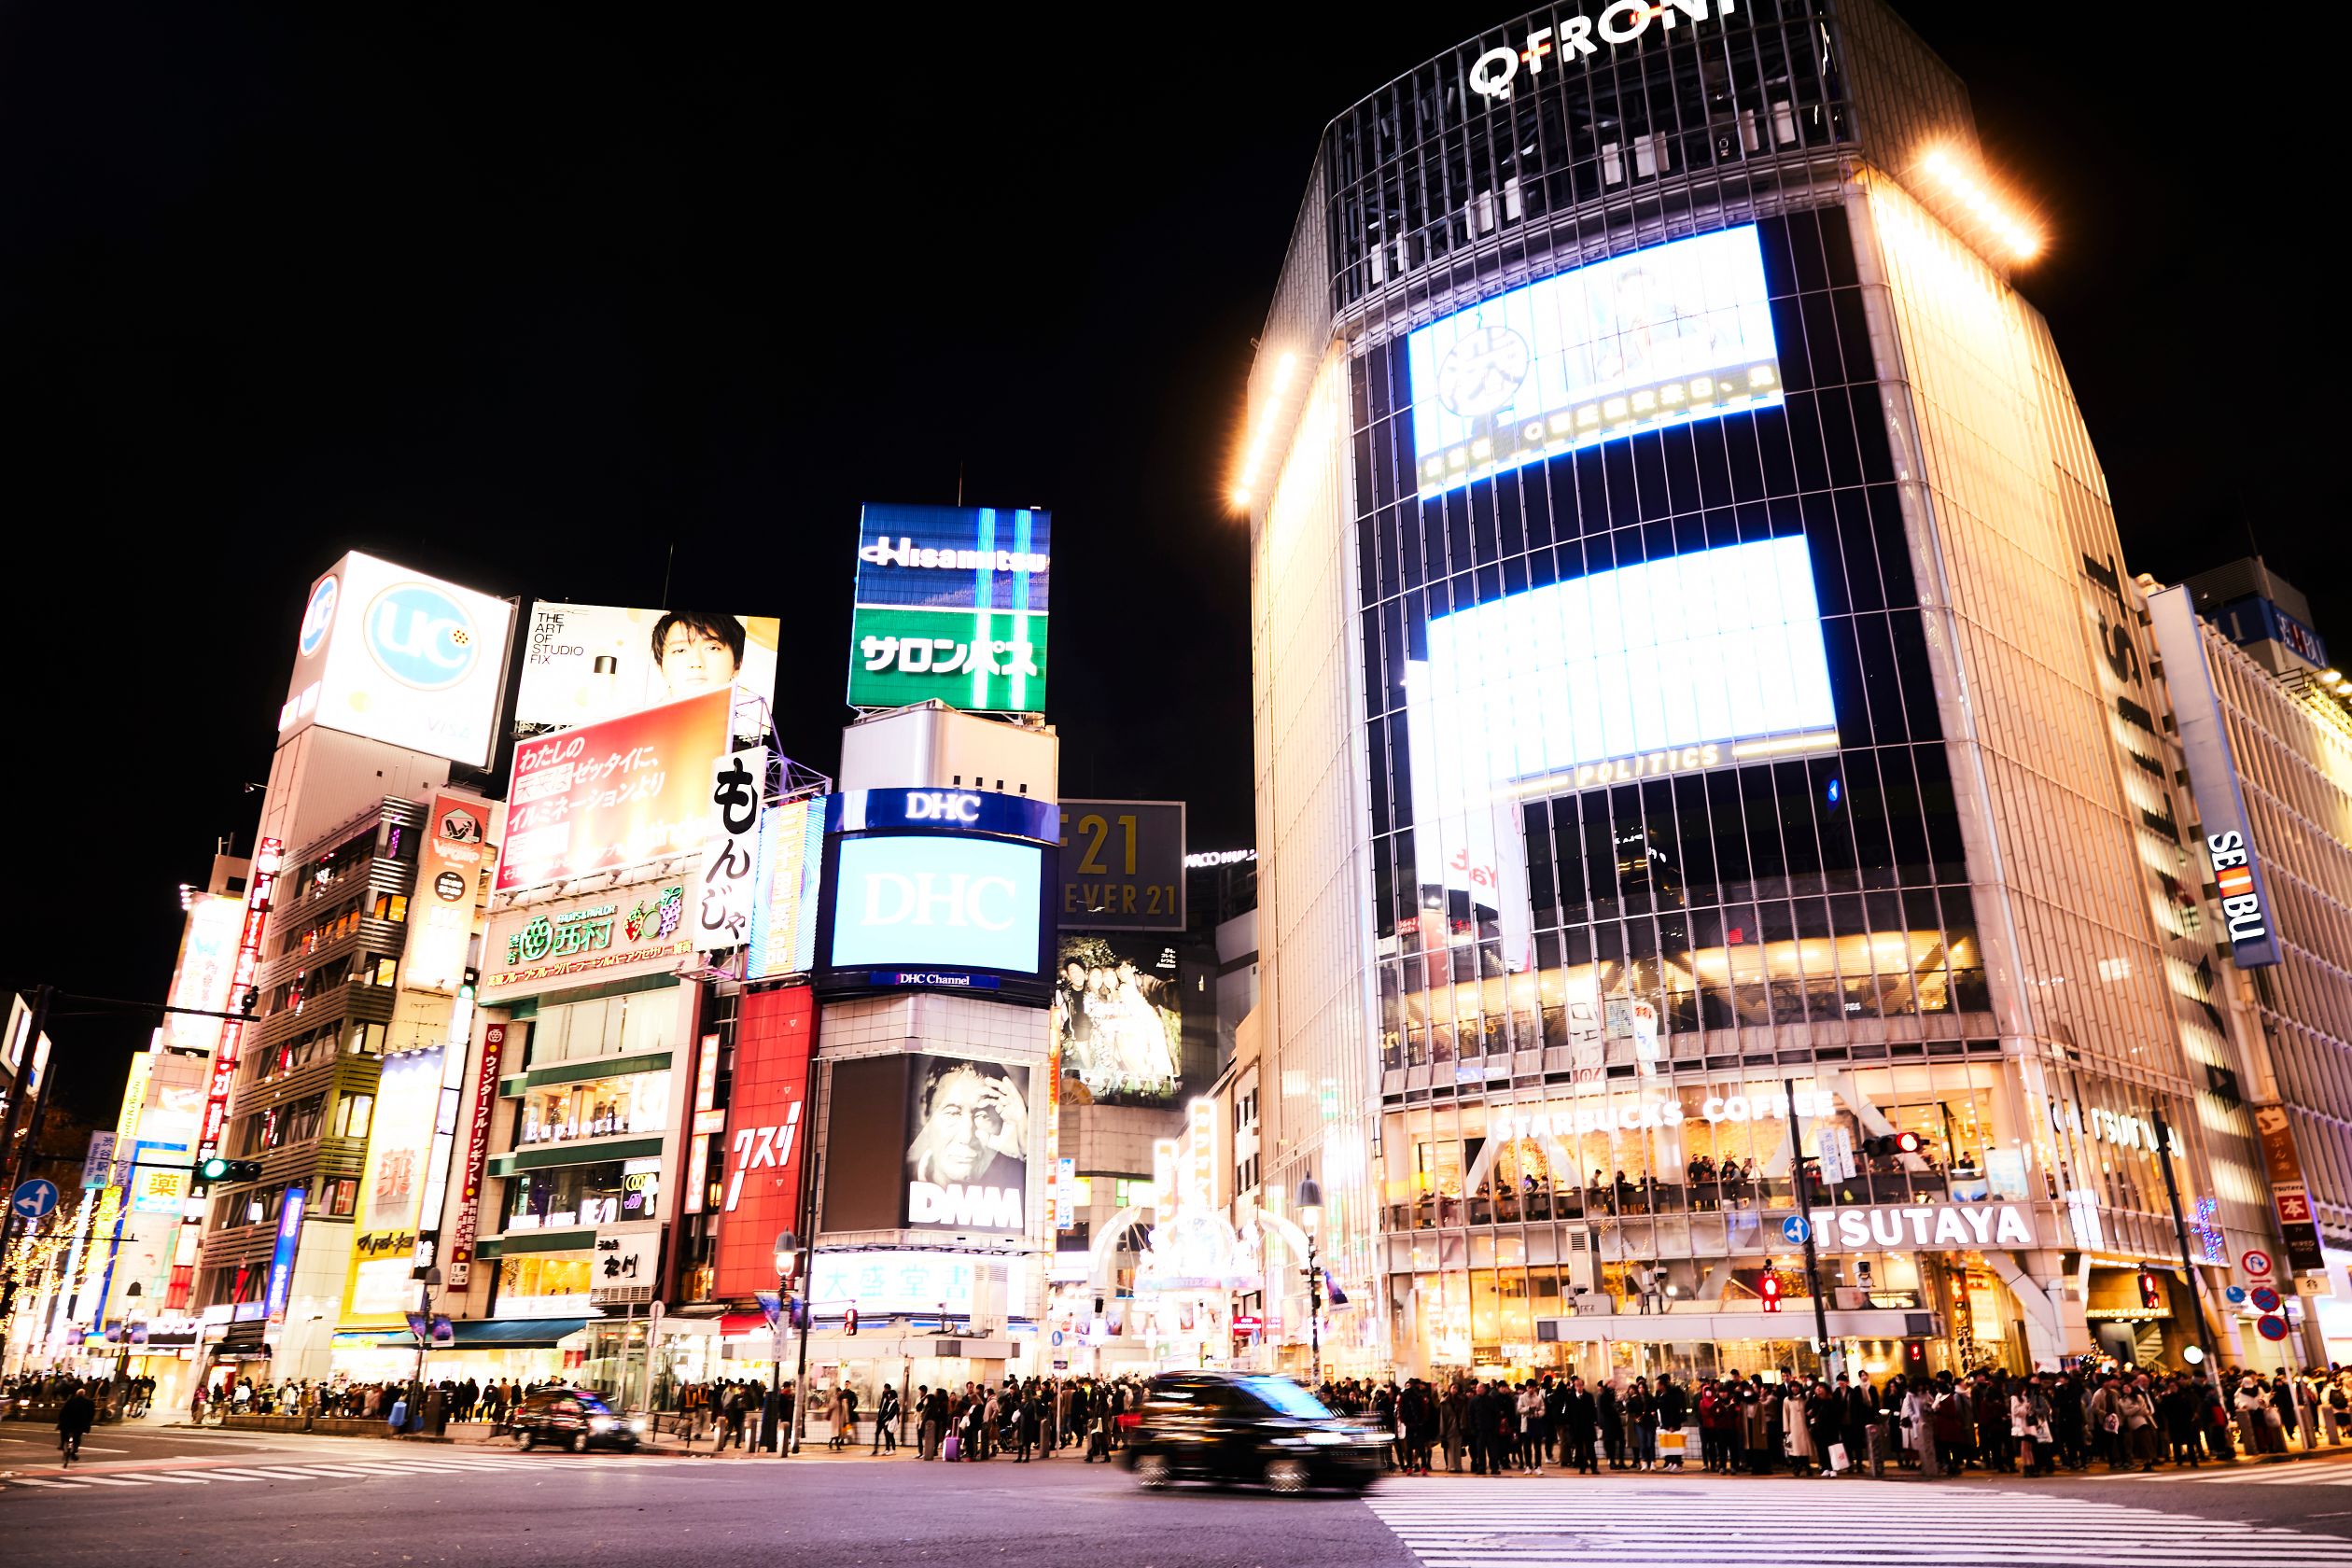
1320,1362 -> 2352,1478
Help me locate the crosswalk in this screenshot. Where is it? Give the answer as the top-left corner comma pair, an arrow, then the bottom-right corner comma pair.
2056,1454 -> 2352,1486
1365,1477 -> 2352,1566
1,1450 -> 666,1497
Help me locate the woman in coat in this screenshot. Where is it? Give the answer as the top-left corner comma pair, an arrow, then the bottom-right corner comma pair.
1782,1384 -> 1815,1474
1439,1383 -> 1467,1472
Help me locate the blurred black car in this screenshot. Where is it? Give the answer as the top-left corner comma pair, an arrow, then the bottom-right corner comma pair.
1121,1371 -> 1383,1494
511,1387 -> 643,1452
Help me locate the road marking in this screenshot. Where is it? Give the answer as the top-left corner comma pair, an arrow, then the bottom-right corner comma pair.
131,1474 -> 212,1484
60,1476 -> 149,1487
1365,1478 -> 2352,1567
7,1478 -> 80,1489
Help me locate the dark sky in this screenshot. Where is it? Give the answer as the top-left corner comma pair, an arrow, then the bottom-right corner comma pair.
0,5 -> 2329,1120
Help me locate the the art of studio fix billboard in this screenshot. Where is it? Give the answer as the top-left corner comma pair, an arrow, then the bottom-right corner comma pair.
513,604 -> 781,738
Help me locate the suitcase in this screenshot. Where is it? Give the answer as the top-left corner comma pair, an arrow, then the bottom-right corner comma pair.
942,1433 -> 959,1462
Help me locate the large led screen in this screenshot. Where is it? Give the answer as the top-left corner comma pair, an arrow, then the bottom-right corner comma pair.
847,503 -> 1049,715
1406,226 -> 1782,497
1403,536 -> 1839,973
828,833 -> 1045,974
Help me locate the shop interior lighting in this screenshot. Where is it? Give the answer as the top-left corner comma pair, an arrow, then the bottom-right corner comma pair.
1919,147 -> 2042,260
1230,351 -> 1300,509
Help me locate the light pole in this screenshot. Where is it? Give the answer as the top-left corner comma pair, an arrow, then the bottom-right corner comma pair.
409,1265 -> 441,1433
111,1281 -> 144,1410
770,1230 -> 796,1456
1296,1178 -> 1323,1392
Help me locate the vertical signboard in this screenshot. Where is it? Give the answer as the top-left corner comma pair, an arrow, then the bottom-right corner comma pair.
747,797 -> 825,979
403,793 -> 493,995
847,503 -> 1051,714
164,897 -> 244,1053
2148,584 -> 2283,968
2254,1104 -> 2328,1273
342,1046 -> 444,1323
709,987 -> 815,1298
175,835 -> 281,1309
444,1021 -> 511,1289
697,747 -> 768,952
264,1187 -> 307,1323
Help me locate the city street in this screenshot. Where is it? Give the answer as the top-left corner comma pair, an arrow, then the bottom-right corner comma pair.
14,1425 -> 2352,1567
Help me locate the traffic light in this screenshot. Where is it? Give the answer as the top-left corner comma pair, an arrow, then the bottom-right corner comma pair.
197,1156 -> 262,1184
843,1306 -> 859,1337
2137,1270 -> 2163,1310
1759,1274 -> 1783,1314
1863,1131 -> 1926,1159
240,987 -> 260,1015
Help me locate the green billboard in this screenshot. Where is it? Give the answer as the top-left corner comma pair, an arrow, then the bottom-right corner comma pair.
847,503 -> 1050,714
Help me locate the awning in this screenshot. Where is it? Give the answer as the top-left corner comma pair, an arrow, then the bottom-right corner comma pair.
448,1317 -> 587,1349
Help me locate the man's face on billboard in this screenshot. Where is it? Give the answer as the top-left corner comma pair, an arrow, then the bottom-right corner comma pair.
928,1070 -> 1000,1184
659,623 -> 739,695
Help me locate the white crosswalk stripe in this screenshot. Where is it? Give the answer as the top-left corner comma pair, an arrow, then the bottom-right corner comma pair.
1365,1477 -> 2352,1567
2,1451 -> 665,1497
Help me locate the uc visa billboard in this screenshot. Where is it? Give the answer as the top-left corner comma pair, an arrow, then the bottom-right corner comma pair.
847,503 -> 1049,716
279,551 -> 516,769
814,786 -> 1059,1002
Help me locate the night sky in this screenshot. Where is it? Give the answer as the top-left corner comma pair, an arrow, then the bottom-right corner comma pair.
0,6 -> 2329,1120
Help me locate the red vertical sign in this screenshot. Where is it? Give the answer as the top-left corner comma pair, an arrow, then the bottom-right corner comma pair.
445,1021 -> 512,1288
711,985 -> 815,1299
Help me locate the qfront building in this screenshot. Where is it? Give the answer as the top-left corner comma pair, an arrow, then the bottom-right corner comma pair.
1241,0 -> 2300,1384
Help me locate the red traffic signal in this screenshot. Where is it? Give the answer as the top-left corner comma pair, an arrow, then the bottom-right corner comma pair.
1759,1274 -> 1783,1313
1895,1131 -> 1923,1155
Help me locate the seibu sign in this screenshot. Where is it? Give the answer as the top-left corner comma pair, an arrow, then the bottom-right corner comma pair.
1469,0 -> 1735,102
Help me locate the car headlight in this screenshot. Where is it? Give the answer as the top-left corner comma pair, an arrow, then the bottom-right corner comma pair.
589,1415 -> 616,1432
1305,1431 -> 1350,1446
627,1417 -> 647,1435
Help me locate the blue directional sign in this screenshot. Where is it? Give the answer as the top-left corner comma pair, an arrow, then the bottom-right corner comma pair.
1781,1215 -> 1811,1245
2224,1285 -> 2248,1305
9,1178 -> 60,1221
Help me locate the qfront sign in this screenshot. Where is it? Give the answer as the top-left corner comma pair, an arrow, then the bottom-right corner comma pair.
1468,0 -> 1736,102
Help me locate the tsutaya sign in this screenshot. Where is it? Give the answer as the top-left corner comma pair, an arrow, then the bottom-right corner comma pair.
1814,1202 -> 2040,1252
1469,0 -> 1736,101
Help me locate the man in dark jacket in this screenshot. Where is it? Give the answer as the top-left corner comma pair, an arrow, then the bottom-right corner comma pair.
1561,1377 -> 1598,1473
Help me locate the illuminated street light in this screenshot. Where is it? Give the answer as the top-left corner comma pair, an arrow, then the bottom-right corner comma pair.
1919,147 -> 2042,259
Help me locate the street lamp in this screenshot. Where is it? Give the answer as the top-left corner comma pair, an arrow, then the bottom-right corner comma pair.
771,1230 -> 797,1456
112,1281 -> 144,1407
410,1266 -> 442,1434
1296,1177 -> 1323,1393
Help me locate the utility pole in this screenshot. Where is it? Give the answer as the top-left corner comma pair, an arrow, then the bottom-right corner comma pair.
2149,1107 -> 2222,1354
1785,1078 -> 1834,1377
0,986 -> 59,1348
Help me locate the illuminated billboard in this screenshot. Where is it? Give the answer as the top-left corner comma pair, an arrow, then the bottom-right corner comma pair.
343,1045 -> 444,1324
1052,934 -> 1183,1103
847,503 -> 1049,715
513,604 -> 781,737
747,797 -> 826,980
277,552 -> 514,767
710,987 -> 815,1298
826,834 -> 1046,975
1406,225 -> 1782,497
499,687 -> 733,893
1404,534 -> 1838,973
903,1054 -> 1029,1235
401,791 -> 492,995
163,896 -> 244,1054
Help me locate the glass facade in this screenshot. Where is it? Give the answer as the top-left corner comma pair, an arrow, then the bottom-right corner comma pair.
1244,0 -> 2297,1383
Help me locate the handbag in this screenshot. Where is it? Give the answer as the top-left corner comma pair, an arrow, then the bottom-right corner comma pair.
2267,1407 -> 2285,1430
2102,1412 -> 2121,1434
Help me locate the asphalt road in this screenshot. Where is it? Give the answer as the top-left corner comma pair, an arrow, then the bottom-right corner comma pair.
11,1422 -> 2352,1567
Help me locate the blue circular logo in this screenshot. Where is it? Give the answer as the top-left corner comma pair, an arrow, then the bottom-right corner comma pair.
364,581 -> 479,691
298,574 -> 339,657
1781,1215 -> 1811,1245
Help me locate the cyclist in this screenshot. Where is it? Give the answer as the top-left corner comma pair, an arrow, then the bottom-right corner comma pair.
58,1385 -> 96,1465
